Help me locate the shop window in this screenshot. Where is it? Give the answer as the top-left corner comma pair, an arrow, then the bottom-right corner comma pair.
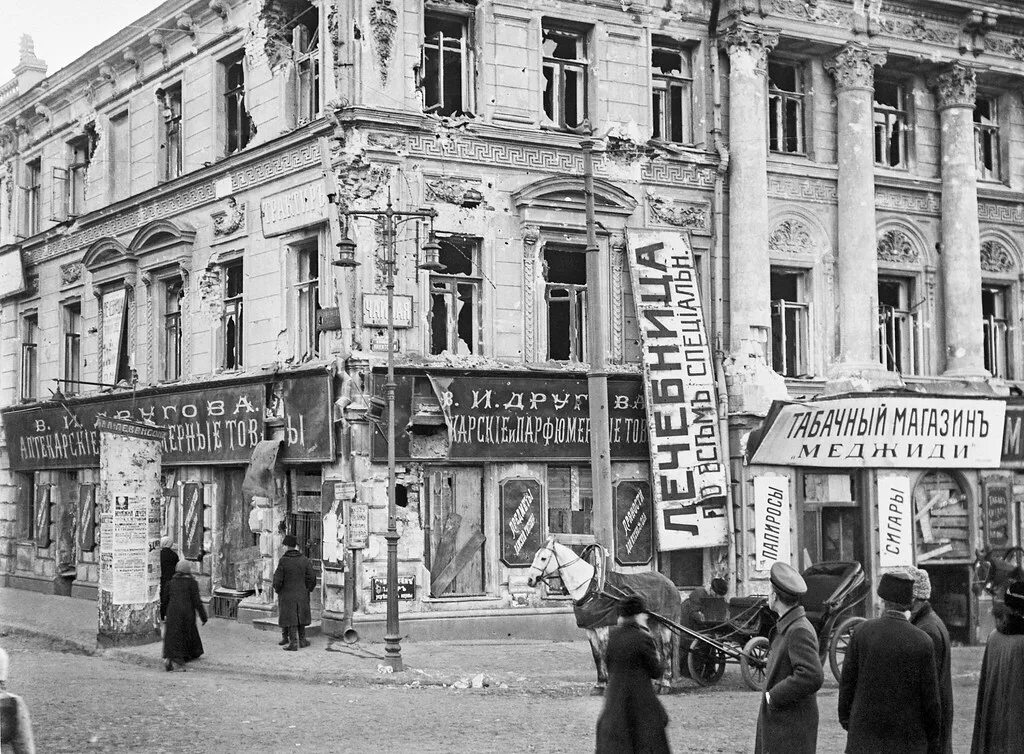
222,260 -> 244,370
421,11 -> 471,116
877,277 -> 920,375
801,473 -> 862,567
651,41 -> 691,145
974,96 -> 1000,182
769,268 -> 809,377
22,157 -> 41,236
982,285 -> 1009,379
426,468 -> 485,596
20,313 -> 38,401
292,12 -> 320,123
873,80 -> 908,168
913,472 -> 970,561
16,475 -> 36,541
62,302 -> 82,394
429,236 -> 480,355
542,22 -> 589,131
547,466 -> 593,538
544,244 -> 587,362
223,50 -> 253,154
768,60 -> 805,154
293,241 -> 321,358
286,469 -> 323,570
661,550 -> 703,589
158,83 -> 183,181
162,278 -> 183,381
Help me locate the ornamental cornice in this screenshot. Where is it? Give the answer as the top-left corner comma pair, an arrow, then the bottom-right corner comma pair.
767,0 -> 852,27
720,22 -> 779,68
825,44 -> 886,91
931,63 -> 976,109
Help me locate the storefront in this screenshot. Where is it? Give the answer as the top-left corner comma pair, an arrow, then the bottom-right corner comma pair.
743,392 -> 1007,644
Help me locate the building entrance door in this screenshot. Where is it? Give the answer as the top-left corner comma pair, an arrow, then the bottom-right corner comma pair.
800,473 -> 864,568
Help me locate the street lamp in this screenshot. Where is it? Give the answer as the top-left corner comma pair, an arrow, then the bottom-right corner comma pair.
333,195 -> 440,671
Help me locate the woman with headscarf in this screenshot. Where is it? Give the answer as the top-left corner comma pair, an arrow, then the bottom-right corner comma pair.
0,647 -> 35,754
971,579 -> 1024,754
158,536 -> 179,621
162,560 -> 207,672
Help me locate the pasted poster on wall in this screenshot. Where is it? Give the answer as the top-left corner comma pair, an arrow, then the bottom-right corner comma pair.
181,483 -> 204,560
613,480 -> 653,566
878,475 -> 913,568
499,478 -> 542,567
983,478 -> 1011,550
753,476 -> 792,573
99,287 -> 127,386
626,230 -> 728,551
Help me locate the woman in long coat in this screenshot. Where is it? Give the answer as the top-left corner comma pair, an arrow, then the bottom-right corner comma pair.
595,594 -> 670,754
162,559 -> 207,671
158,537 -> 179,621
971,579 -> 1024,754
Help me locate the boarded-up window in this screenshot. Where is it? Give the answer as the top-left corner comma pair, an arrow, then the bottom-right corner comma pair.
426,468 -> 485,597
914,471 -> 970,561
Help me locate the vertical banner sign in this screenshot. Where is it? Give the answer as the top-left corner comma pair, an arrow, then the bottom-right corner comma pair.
99,287 -> 127,386
181,483 -> 204,559
34,484 -> 52,548
500,478 -> 542,566
983,480 -> 1011,550
878,475 -> 913,568
78,483 -> 96,552
626,231 -> 728,550
753,476 -> 792,572
613,481 -> 654,566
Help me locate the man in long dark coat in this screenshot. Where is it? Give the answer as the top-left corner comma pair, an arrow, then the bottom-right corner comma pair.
595,594 -> 670,754
755,562 -> 824,754
909,567 -> 953,754
971,579 -> 1024,754
159,536 -> 179,621
273,534 -> 317,651
839,571 -> 941,754
162,559 -> 207,671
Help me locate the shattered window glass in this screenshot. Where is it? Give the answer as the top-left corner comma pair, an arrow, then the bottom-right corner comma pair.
542,24 -> 588,130
544,245 -> 587,361
429,236 -> 480,356
422,12 -> 470,116
651,42 -> 691,144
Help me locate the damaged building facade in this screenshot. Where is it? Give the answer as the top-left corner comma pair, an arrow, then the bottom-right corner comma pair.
2,0 -> 1024,643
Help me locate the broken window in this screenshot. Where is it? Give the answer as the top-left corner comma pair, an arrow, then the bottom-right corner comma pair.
768,60 -> 804,154
23,157 -> 41,236
292,12 -> 320,122
67,126 -> 97,217
21,313 -> 38,401
293,240 -> 321,358
651,41 -> 691,144
974,96 -> 1000,181
159,83 -> 183,181
542,23 -> 588,130
544,244 -> 587,362
62,301 -> 82,394
873,80 -> 907,168
769,268 -> 809,377
429,236 -> 480,355
982,285 -> 1009,378
547,466 -> 593,537
223,50 -> 253,154
426,467 -> 485,597
422,12 -> 471,116
877,277 -> 920,375
163,277 -> 183,381
222,260 -> 244,370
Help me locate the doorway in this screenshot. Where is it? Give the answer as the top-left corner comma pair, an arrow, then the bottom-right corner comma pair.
425,467 -> 485,597
800,472 -> 864,567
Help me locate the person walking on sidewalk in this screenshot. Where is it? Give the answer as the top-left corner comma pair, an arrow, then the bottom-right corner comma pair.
595,593 -> 670,754
754,562 -> 824,754
159,536 -> 179,622
838,571 -> 941,754
0,647 -> 35,754
971,579 -> 1024,754
909,567 -> 953,754
273,534 -> 317,651
162,560 -> 207,672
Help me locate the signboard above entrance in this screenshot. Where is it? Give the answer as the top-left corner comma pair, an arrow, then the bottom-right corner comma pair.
260,180 -> 329,237
747,396 -> 1006,468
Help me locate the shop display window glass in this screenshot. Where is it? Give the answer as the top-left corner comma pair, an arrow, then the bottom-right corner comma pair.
547,466 -> 593,537
913,471 -> 970,560
800,472 -> 863,567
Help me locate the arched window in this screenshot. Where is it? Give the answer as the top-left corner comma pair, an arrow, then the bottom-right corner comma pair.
913,472 -> 970,561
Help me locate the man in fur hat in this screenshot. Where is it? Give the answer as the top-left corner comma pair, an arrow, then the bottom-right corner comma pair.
838,570 -> 941,754
909,566 -> 953,754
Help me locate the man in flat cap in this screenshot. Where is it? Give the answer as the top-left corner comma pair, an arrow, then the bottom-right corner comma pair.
839,570 -> 941,754
909,566 -> 953,754
754,562 -> 823,754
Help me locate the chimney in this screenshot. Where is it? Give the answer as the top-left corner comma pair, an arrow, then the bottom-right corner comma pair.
13,35 -> 47,93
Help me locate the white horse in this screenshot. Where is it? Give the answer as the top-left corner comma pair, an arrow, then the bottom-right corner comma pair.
526,536 -> 681,695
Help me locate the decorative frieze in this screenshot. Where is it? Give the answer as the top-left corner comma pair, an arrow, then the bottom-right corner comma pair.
931,63 -> 976,110
825,44 -> 886,91
720,22 -> 779,70
769,0 -> 851,27
876,229 -> 920,265
768,219 -> 813,256
424,177 -> 485,207
979,202 -> 1024,226
876,14 -> 959,47
984,35 -> 1024,61
980,240 -> 1015,273
767,175 -> 836,204
647,194 -> 709,230
875,189 -> 940,216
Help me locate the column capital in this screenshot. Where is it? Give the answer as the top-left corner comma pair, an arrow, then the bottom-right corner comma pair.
824,44 -> 886,91
931,62 -> 977,110
720,22 -> 779,69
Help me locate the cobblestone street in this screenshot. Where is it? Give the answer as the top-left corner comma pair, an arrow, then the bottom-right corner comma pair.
5,633 -> 986,754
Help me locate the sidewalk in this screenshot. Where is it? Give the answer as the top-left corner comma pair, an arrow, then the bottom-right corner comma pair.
0,588 -> 596,691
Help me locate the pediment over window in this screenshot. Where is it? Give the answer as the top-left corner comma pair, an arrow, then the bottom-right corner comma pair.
82,237 -> 137,287
129,219 -> 197,254
512,176 -> 638,221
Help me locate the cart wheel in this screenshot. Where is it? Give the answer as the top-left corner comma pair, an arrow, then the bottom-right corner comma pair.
740,636 -> 770,692
687,643 -> 726,686
829,616 -> 866,682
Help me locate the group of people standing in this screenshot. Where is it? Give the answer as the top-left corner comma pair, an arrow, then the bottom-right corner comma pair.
595,562 -> 1024,754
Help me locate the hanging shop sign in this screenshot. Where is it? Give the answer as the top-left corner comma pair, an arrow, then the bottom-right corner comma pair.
878,475 -> 913,568
983,478 -> 1012,550
181,483 -> 204,559
499,478 -> 542,567
753,476 -> 792,573
0,246 -> 26,298
78,483 -> 96,552
626,230 -> 728,551
1001,402 -> 1024,466
271,373 -> 334,462
2,382 -> 266,471
362,294 -> 414,328
613,480 -> 654,566
260,179 -> 330,237
748,396 -> 1006,468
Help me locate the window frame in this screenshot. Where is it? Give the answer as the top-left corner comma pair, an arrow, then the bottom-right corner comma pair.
66,129 -> 96,217
421,9 -> 473,117
541,22 -> 590,131
291,239 -> 322,359
62,301 -> 82,394
650,40 -> 693,146
428,235 -> 482,356
23,156 -> 42,236
20,312 -> 39,402
222,49 -> 252,155
162,276 -> 184,382
982,283 -> 1010,379
877,275 -> 922,376
221,259 -> 244,371
974,94 -> 1001,183
542,242 -> 588,363
292,16 -> 321,123
873,78 -> 909,169
767,59 -> 806,155
769,266 -> 810,378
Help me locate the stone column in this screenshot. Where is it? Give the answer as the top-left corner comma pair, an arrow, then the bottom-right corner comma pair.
933,63 -> 986,377
825,44 -> 889,381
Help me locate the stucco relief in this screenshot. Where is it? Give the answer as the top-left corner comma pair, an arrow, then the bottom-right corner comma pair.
980,240 -> 1015,273
768,219 -> 814,256
769,0 -> 851,27
931,63 -> 977,109
522,227 -> 539,362
877,14 -> 959,46
211,197 -> 246,237
647,195 -> 709,229
825,44 -> 886,90
720,22 -> 779,69
985,35 -> 1024,61
876,229 -> 920,264
369,0 -> 397,84
611,237 -> 625,364
60,262 -> 84,286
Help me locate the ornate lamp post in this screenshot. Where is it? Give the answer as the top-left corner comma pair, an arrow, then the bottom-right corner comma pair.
333,196 -> 440,671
